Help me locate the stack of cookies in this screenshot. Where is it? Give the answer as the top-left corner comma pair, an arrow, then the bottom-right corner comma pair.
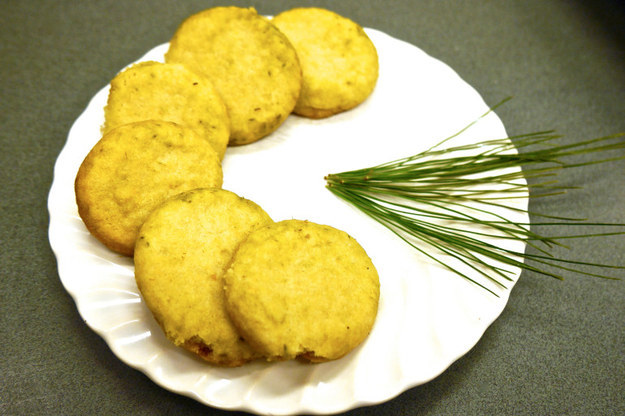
74,6 -> 380,366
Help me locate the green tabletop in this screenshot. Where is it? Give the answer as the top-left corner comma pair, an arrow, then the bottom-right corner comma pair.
2,1 -> 624,415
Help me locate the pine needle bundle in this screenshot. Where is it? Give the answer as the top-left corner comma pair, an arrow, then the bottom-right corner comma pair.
325,102 -> 625,295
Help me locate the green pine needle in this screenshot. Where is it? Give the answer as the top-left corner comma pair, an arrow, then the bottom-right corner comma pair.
325,101 -> 625,295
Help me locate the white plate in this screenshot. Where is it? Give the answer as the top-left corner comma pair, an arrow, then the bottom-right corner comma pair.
48,28 -> 526,415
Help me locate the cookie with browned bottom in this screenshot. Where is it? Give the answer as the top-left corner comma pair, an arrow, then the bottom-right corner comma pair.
103,61 -> 230,159
134,188 -> 273,366
75,120 -> 222,256
224,219 -> 380,362
272,8 -> 379,118
165,6 -> 302,145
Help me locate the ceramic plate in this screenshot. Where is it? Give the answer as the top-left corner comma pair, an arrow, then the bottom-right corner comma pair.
48,28 -> 526,415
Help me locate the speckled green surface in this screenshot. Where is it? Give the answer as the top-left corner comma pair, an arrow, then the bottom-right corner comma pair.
1,1 -> 624,415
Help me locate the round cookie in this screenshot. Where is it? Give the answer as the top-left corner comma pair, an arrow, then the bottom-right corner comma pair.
134,188 -> 273,366
272,8 -> 379,118
224,219 -> 380,362
75,120 -> 223,256
103,61 -> 230,159
165,6 -> 302,145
